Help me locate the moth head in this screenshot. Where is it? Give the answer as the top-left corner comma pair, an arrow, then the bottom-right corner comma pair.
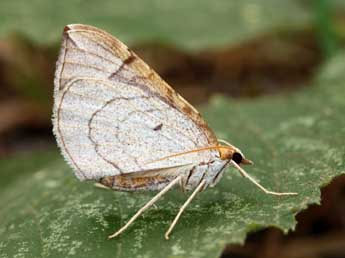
219,145 -> 253,165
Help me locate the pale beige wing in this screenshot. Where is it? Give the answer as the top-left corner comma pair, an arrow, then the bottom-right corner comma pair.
53,24 -> 219,181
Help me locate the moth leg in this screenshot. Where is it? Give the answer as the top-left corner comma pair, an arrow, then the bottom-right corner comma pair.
230,160 -> 298,196
165,179 -> 206,240
108,175 -> 182,239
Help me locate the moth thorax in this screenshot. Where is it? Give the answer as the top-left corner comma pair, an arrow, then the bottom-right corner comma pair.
219,147 -> 235,160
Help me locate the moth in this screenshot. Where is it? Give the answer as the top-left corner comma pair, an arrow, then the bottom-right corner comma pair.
53,24 -> 297,240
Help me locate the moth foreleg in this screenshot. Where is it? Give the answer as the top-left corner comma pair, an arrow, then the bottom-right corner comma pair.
230,160 -> 297,196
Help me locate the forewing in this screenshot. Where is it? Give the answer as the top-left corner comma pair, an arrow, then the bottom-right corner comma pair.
53,24 -> 219,181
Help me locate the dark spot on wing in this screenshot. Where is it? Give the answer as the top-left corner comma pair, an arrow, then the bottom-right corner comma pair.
124,55 -> 136,65
63,25 -> 71,32
153,123 -> 163,131
108,54 -> 136,80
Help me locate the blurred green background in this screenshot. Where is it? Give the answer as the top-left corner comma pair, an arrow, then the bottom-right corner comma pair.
0,1 -> 345,258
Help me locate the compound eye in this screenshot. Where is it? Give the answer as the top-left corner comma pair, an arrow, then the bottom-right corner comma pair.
232,152 -> 243,164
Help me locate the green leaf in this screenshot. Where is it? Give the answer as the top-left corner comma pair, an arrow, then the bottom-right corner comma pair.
1,50 -> 345,257
0,0 -> 314,50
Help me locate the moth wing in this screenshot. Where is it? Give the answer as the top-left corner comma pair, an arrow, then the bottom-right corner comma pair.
53,24 -> 219,181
